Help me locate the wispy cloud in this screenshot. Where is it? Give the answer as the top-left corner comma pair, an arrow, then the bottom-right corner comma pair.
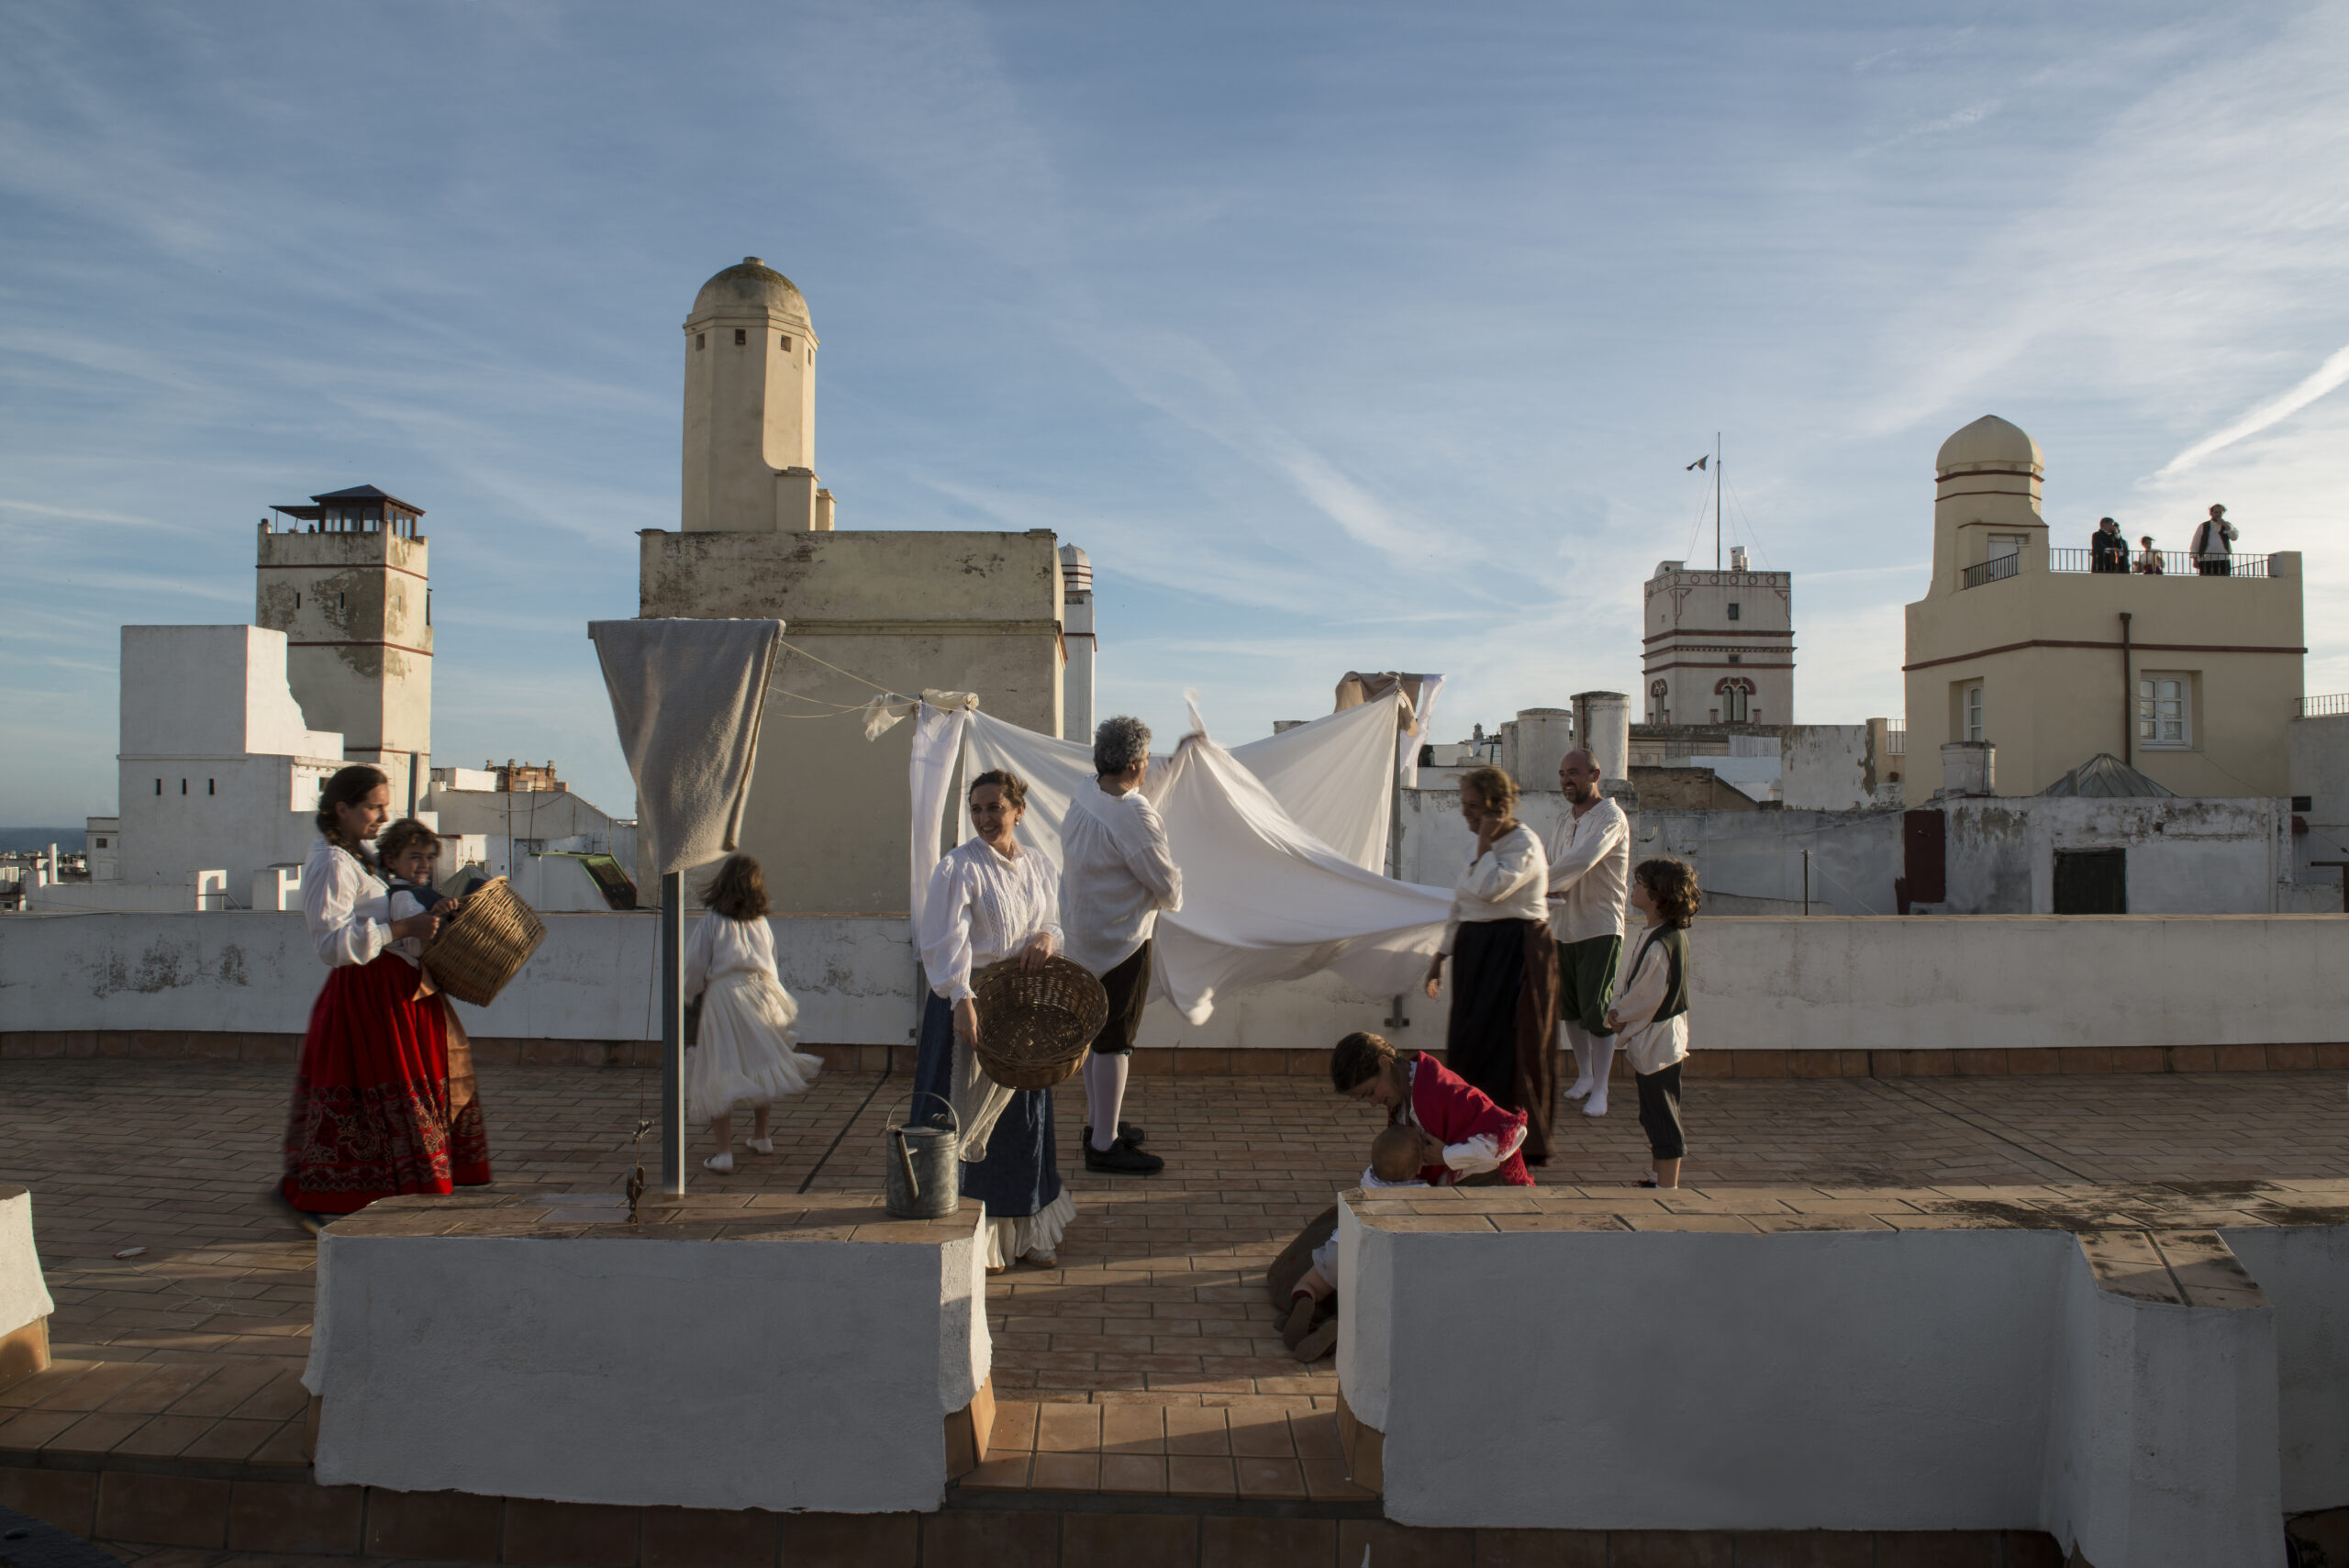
2153,341 -> 2349,478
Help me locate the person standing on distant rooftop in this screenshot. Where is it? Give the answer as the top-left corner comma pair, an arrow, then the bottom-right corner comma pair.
2191,504 -> 2238,576
2136,534 -> 2165,574
1062,715 -> 1183,1175
2091,517 -> 2129,573
1547,750 -> 1631,1120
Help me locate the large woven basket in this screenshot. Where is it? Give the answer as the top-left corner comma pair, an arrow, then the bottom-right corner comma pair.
971,955 -> 1110,1091
422,876 -> 546,1007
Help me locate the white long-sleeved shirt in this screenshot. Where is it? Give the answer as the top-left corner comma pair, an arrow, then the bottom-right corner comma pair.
1545,797 -> 1630,945
683,911 -> 785,1005
1061,782 -> 1181,975
918,837 -> 1065,1002
1439,822 -> 1548,955
302,836 -> 395,970
1609,924 -> 1692,1074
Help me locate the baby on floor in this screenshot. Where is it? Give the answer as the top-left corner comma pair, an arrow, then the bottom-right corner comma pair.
1278,1124 -> 1440,1360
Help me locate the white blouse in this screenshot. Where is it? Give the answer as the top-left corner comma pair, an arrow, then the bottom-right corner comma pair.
1609,924 -> 1692,1075
918,837 -> 1065,1002
1440,822 -> 1549,954
684,913 -> 780,1003
302,836 -> 396,970
1061,782 -> 1182,975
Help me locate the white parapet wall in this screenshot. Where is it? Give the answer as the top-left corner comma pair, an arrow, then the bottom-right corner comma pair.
305,1191 -> 992,1513
5,908 -> 2347,1053
1336,1183 -> 2347,1564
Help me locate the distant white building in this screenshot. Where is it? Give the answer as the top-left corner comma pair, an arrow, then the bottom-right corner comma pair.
36,625 -> 345,912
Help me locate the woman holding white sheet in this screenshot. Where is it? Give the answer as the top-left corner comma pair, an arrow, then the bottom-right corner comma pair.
912,768 -> 1076,1272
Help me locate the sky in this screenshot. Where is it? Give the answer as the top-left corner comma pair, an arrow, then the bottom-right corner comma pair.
4,1 -> 2346,826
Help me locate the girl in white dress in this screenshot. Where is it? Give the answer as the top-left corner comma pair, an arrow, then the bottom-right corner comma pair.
684,854 -> 822,1173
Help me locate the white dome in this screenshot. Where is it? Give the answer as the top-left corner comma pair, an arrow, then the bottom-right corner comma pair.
687,258 -> 811,328
1058,542 -> 1092,594
1936,415 -> 2043,478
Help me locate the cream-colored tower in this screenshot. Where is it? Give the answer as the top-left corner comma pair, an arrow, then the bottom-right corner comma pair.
681,257 -> 829,532
254,485 -> 432,811
1903,415 -> 2303,796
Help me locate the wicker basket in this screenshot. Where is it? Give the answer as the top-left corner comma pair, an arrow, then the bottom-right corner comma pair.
422,876 -> 547,1007
971,955 -> 1110,1091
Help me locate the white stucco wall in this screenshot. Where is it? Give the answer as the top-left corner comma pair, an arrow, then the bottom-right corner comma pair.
0,1188 -> 56,1339
2289,714 -> 2349,890
2221,1224 -> 2349,1512
1341,1207 -> 2289,1563
306,1204 -> 987,1511
6,908 -> 2348,1053
1932,795 -> 2291,916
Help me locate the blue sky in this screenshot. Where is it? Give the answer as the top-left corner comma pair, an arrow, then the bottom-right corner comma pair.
5,2 -> 2346,824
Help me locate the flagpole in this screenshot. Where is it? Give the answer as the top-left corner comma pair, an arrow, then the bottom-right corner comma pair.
1714,431 -> 1722,571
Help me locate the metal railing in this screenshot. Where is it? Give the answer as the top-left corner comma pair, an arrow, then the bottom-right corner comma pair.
2046,547 -> 2269,577
1960,553 -> 2021,589
1885,723 -> 1906,756
2302,693 -> 2349,719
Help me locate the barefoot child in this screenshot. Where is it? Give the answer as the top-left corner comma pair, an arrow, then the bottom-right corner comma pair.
684,855 -> 822,1173
1277,1123 -> 1439,1359
1605,857 -> 1699,1189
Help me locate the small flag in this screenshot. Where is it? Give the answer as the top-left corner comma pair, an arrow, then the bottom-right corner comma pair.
1687,455 -> 1709,472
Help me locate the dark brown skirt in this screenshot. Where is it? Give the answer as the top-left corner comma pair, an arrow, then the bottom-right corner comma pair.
1444,917 -> 1561,1164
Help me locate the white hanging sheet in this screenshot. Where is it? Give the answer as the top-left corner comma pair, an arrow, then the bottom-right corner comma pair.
955,694 -> 1452,1025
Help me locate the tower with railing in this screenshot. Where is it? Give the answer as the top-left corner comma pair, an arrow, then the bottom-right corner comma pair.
255,484 -> 433,813
1902,417 -> 2302,797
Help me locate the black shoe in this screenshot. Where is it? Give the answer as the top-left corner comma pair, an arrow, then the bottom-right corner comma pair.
1084,1137 -> 1164,1175
1083,1122 -> 1148,1150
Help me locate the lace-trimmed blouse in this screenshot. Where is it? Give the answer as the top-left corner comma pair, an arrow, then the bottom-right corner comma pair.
918,838 -> 1065,1002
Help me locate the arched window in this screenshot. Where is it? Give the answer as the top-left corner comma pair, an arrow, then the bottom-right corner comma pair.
1648,679 -> 1669,723
1714,676 -> 1754,723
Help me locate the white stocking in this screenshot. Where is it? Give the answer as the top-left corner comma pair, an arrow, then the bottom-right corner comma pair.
1563,1021 -> 1594,1099
1584,1033 -> 1617,1117
1085,1053 -> 1130,1151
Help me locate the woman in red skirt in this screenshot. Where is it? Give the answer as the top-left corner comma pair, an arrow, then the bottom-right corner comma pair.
276,765 -> 492,1231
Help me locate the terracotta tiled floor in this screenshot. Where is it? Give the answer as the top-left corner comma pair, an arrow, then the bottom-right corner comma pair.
5,1059 -> 2347,1500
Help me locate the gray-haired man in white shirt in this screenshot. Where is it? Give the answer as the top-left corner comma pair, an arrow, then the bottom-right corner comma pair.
1062,715 -> 1184,1174
1546,750 -> 1631,1117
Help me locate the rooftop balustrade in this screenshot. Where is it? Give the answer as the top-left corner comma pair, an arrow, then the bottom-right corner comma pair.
1964,547 -> 2272,588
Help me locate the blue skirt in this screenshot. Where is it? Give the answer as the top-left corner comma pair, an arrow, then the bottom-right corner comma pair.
912,991 -> 1063,1220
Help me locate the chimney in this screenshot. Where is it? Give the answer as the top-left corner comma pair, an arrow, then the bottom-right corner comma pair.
1941,740 -> 1994,796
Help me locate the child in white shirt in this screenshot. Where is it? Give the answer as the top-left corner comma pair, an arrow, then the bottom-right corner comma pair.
1605,857 -> 1699,1190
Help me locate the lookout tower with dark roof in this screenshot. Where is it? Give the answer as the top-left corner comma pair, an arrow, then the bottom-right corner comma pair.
254,484 -> 434,812
681,257 -> 829,533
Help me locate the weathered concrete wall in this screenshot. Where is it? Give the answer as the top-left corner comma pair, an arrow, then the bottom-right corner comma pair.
2290,713 -> 2349,892
255,527 -> 432,790
638,528 -> 1063,914
8,908 -> 2346,1053
306,1197 -> 988,1512
1931,795 -> 2290,915
1341,1199 -> 2293,1563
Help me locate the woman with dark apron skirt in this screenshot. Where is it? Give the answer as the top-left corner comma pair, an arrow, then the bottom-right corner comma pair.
912,768 -> 1074,1273
1421,764 -> 1561,1165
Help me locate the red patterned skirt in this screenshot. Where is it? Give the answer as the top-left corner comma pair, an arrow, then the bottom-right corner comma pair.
281,953 -> 494,1215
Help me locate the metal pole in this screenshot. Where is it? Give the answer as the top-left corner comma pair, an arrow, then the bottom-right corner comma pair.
1802,850 -> 1811,916
661,870 -> 685,1194
2120,613 -> 2134,769
1714,432 -> 1722,572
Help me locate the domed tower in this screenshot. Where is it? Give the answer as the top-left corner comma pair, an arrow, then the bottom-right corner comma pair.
1929,414 -> 2044,595
681,258 -> 826,532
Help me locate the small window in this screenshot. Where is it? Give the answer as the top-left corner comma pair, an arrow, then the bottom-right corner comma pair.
154,779 -> 161,795
1727,602 -> 1741,620
780,334 -> 794,351
696,332 -> 706,350
180,779 -> 187,795
1964,682 -> 1985,742
95,837 -> 108,848
2295,795 -> 2315,812
207,779 -> 215,795
1728,653 -> 1742,664
2139,673 -> 2190,748
294,592 -> 301,609
734,328 -> 747,345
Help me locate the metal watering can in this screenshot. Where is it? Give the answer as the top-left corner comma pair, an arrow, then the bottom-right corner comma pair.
884,1092 -> 960,1219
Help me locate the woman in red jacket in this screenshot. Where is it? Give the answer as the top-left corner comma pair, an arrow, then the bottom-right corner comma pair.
1330,1029 -> 1532,1186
